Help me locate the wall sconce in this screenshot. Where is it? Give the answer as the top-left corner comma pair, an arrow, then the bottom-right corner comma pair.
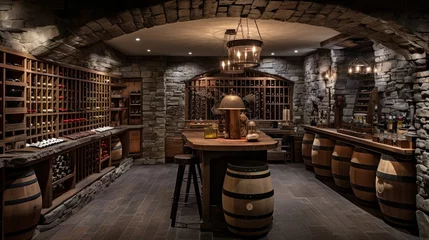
323,67 -> 334,82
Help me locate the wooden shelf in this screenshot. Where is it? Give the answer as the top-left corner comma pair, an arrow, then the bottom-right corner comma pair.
5,96 -> 25,101
52,173 -> 75,186
5,123 -> 26,131
111,83 -> 127,88
111,95 -> 125,99
129,93 -> 141,96
129,114 -> 141,117
1,63 -> 25,72
4,134 -> 27,143
129,104 -> 141,106
5,107 -> 26,114
111,107 -> 127,111
5,81 -> 27,87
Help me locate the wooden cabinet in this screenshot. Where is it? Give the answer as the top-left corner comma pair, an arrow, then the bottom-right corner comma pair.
129,129 -> 141,155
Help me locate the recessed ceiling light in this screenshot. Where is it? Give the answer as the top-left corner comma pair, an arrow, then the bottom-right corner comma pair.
271,53 -> 275,56
294,50 -> 298,53
189,52 -> 192,55
147,49 -> 151,52
135,38 -> 140,41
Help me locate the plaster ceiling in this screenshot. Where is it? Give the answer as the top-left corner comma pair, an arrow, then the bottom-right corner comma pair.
105,18 -> 340,56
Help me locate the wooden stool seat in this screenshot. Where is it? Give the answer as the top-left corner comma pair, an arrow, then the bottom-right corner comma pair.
174,154 -> 199,165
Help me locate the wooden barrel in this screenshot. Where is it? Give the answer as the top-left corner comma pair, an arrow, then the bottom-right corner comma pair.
222,161 -> 274,237
111,138 -> 122,166
311,134 -> 335,179
302,133 -> 315,169
4,167 -> 42,240
376,154 -> 416,227
331,141 -> 354,190
350,147 -> 380,204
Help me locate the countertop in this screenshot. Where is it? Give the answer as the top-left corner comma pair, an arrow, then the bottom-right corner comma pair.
303,125 -> 414,159
182,131 -> 278,151
0,125 -> 143,168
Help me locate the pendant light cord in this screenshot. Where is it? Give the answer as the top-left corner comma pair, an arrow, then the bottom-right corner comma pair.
254,19 -> 263,41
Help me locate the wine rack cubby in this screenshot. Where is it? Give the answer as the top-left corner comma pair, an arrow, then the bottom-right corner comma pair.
0,46 -> 117,153
185,69 -> 293,121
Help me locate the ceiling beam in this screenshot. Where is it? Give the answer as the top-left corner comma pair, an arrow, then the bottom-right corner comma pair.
320,34 -> 353,49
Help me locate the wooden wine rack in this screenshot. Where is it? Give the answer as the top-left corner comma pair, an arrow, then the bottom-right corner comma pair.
0,46 -> 118,154
353,77 -> 378,124
185,69 -> 294,121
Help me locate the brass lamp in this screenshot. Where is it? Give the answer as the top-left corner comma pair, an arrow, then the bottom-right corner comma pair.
218,93 -> 245,139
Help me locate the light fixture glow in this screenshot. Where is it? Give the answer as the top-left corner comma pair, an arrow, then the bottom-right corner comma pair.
188,52 -> 192,55
271,52 -> 275,56
294,50 -> 298,53
135,38 -> 140,41
147,49 -> 151,52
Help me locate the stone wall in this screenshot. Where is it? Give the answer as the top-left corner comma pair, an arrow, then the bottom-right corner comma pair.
303,49 -> 333,124
114,56 -> 305,164
37,158 -> 133,232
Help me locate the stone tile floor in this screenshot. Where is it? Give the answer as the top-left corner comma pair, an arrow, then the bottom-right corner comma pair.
35,164 -> 419,240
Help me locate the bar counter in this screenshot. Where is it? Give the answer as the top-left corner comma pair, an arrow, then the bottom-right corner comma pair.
303,125 -> 414,160
182,131 -> 277,231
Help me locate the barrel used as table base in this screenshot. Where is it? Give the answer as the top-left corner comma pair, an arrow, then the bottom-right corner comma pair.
376,154 -> 416,227
311,134 -> 335,179
222,161 -> 274,237
331,141 -> 354,190
302,133 -> 315,170
350,147 -> 380,205
4,167 -> 42,240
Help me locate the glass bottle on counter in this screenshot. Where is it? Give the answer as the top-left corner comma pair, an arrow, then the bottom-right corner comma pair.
380,115 -> 386,133
392,116 -> 397,133
387,115 -> 393,133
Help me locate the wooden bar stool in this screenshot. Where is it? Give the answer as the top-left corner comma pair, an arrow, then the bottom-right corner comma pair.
170,154 -> 202,227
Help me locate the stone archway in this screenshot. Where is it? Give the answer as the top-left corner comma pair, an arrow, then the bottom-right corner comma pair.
0,0 -> 428,70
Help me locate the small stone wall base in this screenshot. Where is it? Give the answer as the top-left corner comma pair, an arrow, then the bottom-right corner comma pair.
418,210 -> 429,239
36,158 -> 134,232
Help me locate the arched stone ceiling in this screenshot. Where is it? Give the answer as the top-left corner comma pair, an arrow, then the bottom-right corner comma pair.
0,0 -> 427,70
105,17 -> 340,56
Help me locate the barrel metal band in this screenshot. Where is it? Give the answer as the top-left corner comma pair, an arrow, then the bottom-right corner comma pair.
302,155 -> 312,160
4,223 -> 38,237
351,183 -> 375,193
312,146 -> 334,151
222,189 -> 274,200
6,177 -> 38,189
227,223 -> 272,232
312,164 -> 331,170
376,172 -> 415,183
5,170 -> 35,181
384,215 -> 416,226
350,162 -> 378,171
5,191 -> 41,206
227,163 -> 268,172
226,171 -> 271,179
377,198 -> 416,210
302,140 -> 314,144
332,174 -> 350,180
335,142 -> 353,147
332,155 -> 351,162
224,210 -> 273,220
